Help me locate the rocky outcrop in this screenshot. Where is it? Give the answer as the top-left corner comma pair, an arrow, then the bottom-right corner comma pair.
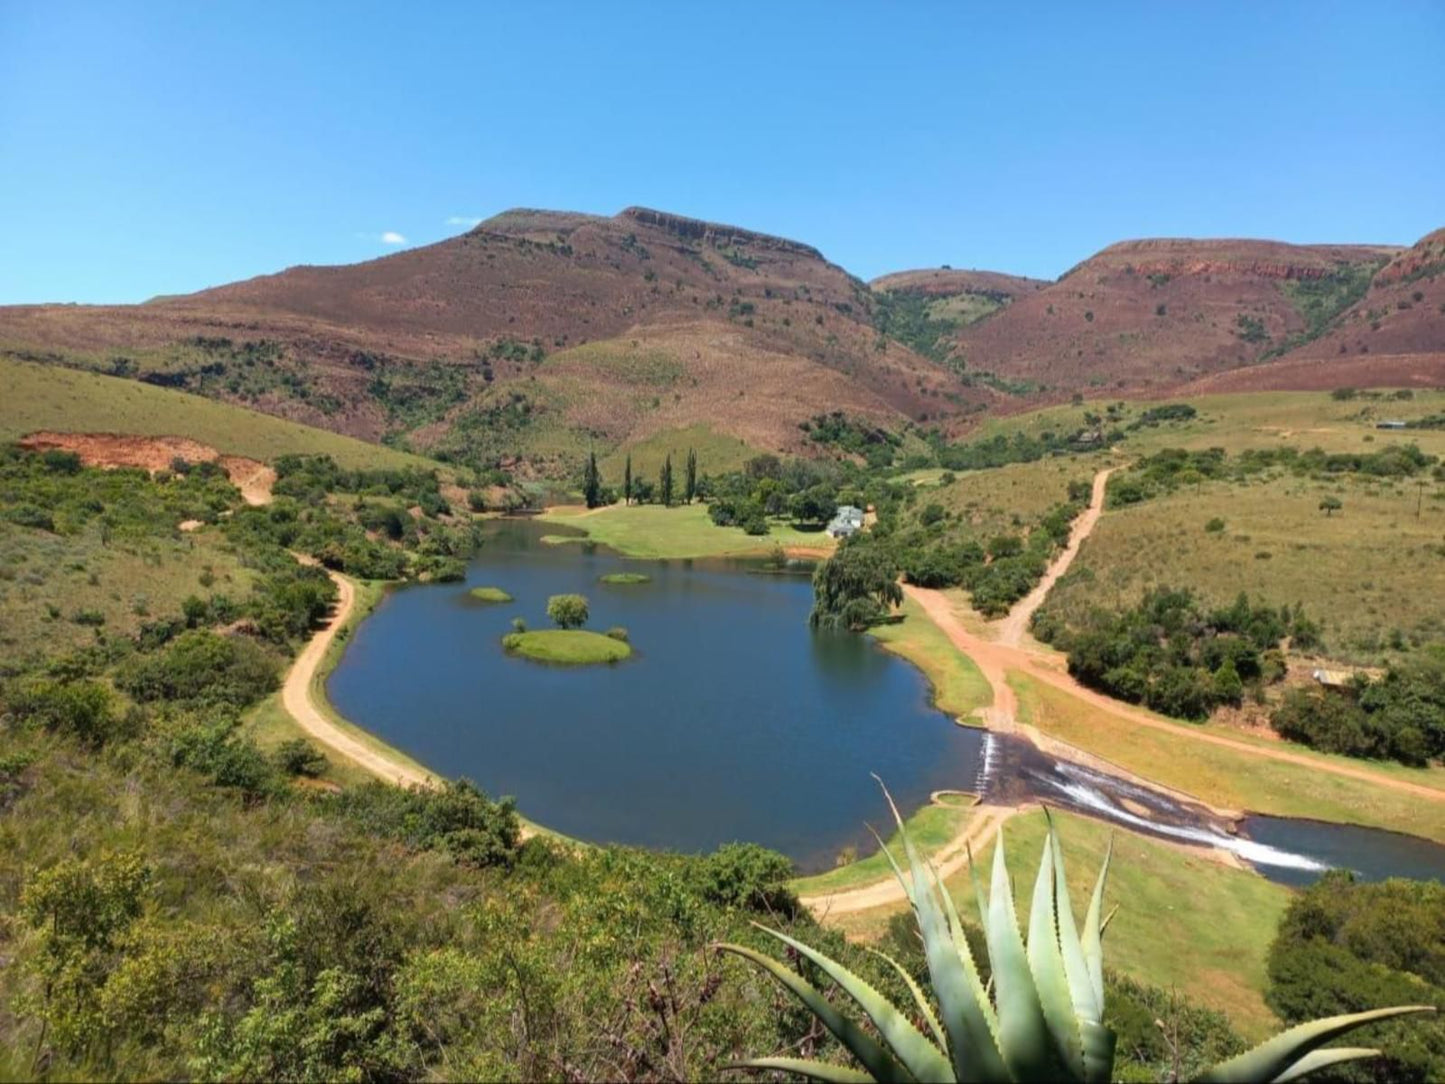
616,206 -> 824,259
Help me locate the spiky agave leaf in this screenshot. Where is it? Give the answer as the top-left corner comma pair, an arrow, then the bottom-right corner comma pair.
714,943 -> 911,1083
1027,830 -> 1086,1080
752,925 -> 954,1083
872,778 -> 1009,1082
973,829 -> 1069,1081
1192,1005 -> 1436,1083
1043,812 -> 1116,1083
865,946 -> 949,1055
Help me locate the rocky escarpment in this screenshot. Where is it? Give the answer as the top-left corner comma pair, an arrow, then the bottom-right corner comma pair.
617,206 -> 824,260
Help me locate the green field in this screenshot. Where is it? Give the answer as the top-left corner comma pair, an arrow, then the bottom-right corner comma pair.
868,596 -> 993,721
1043,470 -> 1445,663
915,452 -> 1109,542
1011,674 -> 1445,841
833,809 -> 1292,1038
0,356 -> 434,470
538,501 -> 835,559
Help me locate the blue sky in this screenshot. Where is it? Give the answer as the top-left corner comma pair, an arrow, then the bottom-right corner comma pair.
2,1 -> 1442,303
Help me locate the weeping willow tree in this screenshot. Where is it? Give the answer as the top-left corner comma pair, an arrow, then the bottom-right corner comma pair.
809,542 -> 903,630
721,785 -> 1433,1083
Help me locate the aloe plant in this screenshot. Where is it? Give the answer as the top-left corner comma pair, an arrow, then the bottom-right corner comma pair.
720,786 -> 1433,1083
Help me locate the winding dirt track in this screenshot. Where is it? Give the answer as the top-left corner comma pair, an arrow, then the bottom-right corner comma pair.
280,568 -> 437,788
803,465 -> 1445,917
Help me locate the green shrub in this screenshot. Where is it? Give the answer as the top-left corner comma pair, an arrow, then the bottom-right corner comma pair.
273,738 -> 328,778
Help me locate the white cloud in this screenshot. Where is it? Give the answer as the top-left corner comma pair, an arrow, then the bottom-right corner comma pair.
446,215 -> 483,228
380,231 -> 407,245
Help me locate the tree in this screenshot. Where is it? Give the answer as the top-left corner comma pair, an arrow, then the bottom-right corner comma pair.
660,454 -> 674,508
546,593 -> 589,629
684,448 -> 698,504
1319,495 -> 1342,517
582,450 -> 602,510
809,542 -> 903,630
623,454 -> 632,506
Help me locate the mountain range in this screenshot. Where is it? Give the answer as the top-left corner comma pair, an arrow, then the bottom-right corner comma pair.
2,208 -> 1441,473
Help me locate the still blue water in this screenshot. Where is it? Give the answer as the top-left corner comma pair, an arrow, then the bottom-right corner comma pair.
328,519 -> 987,870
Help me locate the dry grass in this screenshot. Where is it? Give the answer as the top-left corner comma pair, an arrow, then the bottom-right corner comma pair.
1044,470 -> 1445,663
0,521 -> 252,658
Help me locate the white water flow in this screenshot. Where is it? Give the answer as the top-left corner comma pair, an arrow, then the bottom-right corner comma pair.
1034,763 -> 1330,873
974,732 -> 997,794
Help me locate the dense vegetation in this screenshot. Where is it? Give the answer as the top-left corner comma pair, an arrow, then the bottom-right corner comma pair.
1272,648 -> 1445,765
1267,872 -> 1445,1081
1034,587 -> 1320,720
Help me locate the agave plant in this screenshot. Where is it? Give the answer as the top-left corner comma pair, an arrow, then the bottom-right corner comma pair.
719,785 -> 1432,1083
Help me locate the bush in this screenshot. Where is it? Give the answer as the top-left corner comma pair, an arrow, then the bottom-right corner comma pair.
604,626 -> 629,642
691,843 -> 797,917
546,593 -> 589,629
329,779 -> 521,868
9,678 -> 124,746
273,738 -> 328,778
1205,517 -> 1226,533
117,630 -> 280,709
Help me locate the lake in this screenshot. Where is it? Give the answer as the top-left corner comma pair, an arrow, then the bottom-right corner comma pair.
328,518 -> 988,871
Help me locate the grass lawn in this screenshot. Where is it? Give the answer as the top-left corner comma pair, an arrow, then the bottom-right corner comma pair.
0,356 -> 434,470
1011,673 -> 1445,841
537,502 -> 835,559
1043,469 -> 1445,664
503,629 -> 632,664
832,809 -> 1291,1040
868,597 -> 993,722
791,797 -> 974,896
467,585 -> 513,602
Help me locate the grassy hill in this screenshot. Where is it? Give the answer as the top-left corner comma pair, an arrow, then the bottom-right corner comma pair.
0,356 -> 433,470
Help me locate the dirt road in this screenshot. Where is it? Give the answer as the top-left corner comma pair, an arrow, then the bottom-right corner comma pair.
996,467 -> 1113,647
280,568 -> 437,788
801,805 -> 1017,917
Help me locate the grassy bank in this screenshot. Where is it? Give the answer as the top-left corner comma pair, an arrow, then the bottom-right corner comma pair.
868,597 -> 993,722
832,808 -> 1291,1039
1011,673 -> 1445,841
791,795 -> 975,895
538,502 -> 835,559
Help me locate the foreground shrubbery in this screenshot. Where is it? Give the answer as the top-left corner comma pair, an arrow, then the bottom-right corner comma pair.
1268,872 -> 1445,1081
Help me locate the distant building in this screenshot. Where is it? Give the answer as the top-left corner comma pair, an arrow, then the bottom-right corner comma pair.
1377,420 -> 1408,430
1312,668 -> 1355,689
827,505 -> 865,538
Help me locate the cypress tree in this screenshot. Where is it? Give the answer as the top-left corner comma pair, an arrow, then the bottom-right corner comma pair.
685,448 -> 697,504
660,454 -> 674,507
623,454 -> 632,506
583,450 -> 602,509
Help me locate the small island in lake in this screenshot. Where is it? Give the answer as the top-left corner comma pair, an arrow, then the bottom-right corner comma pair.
599,572 -> 650,585
502,630 -> 632,665
468,586 -> 513,602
